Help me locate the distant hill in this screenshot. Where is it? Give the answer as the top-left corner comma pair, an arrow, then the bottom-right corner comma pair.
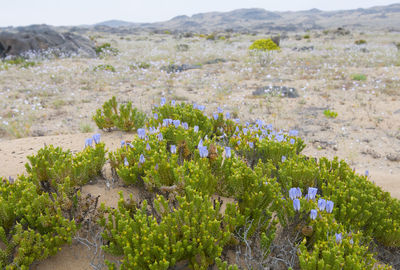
95,20 -> 136,27
2,4 -> 399,33
132,3 -> 400,32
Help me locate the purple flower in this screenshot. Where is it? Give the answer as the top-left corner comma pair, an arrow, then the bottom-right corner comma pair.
199,146 -> 208,158
275,134 -> 284,142
171,100 -> 176,106
170,145 -> 177,154
289,130 -> 299,137
194,125 -> 199,133
157,133 -> 163,141
266,124 -> 273,130
153,113 -> 158,120
173,119 -> 180,128
308,187 -> 318,200
281,156 -> 286,162
243,128 -> 248,134
197,105 -> 205,111
335,233 -> 342,244
124,157 -> 129,167
234,118 -> 240,124
85,138 -> 93,148
326,200 -> 334,213
182,122 -> 188,130
160,97 -> 166,106
293,199 -> 301,211
310,209 -> 317,220
213,113 -> 218,120
126,143 -> 133,148
217,107 -> 223,113
137,128 -> 146,139
92,133 -> 101,144
198,139 -> 203,148
318,198 -> 326,211
146,143 -> 151,151
139,154 -> 145,164
225,147 -> 231,158
225,112 -> 230,119
289,187 -> 302,200
350,238 -> 354,245
289,138 -> 295,145
121,140 -> 125,147
248,142 -> 254,149
365,170 -> 369,177
237,140 -> 241,145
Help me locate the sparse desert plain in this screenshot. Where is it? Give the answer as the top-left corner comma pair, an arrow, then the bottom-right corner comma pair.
0,26 -> 400,269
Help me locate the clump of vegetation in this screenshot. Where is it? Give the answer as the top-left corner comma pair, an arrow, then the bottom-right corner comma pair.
249,38 -> 280,67
303,34 -> 311,39
249,38 -> 280,51
1,57 -> 37,69
129,62 -> 151,70
0,134 -> 106,269
93,64 -> 116,72
351,73 -> 367,81
95,43 -> 119,57
176,44 -> 189,52
323,109 -> 338,118
206,34 -> 216,40
355,39 -> 367,45
93,96 -> 147,132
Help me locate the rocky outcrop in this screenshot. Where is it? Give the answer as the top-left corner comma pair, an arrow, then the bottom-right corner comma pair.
0,25 -> 96,58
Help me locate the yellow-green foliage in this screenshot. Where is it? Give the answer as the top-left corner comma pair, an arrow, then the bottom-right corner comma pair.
93,96 -> 147,131
249,38 -> 280,51
100,187 -> 242,269
0,178 -> 77,269
104,99 -> 400,268
298,212 -> 389,270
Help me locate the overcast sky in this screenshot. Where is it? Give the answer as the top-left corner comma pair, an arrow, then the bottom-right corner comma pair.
1,0 -> 399,27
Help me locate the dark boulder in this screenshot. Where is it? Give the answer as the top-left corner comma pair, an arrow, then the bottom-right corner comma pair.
161,63 -> 202,73
271,35 -> 280,46
0,25 -> 96,58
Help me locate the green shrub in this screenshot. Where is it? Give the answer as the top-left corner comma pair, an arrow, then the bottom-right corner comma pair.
249,38 -> 280,52
100,187 -> 242,269
355,39 -> 367,45
351,73 -> 367,81
323,109 -> 338,118
303,34 -> 310,39
0,177 -> 77,269
93,64 -> 116,72
93,96 -> 147,131
95,43 -> 119,57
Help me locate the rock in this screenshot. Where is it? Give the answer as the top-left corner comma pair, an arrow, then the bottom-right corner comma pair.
293,46 -> 314,51
271,35 -> 280,46
386,153 -> 400,162
203,58 -> 226,65
294,35 -> 302,40
161,63 -> 202,73
252,85 -> 299,98
0,25 -> 96,58
333,27 -> 351,35
361,148 -> 381,159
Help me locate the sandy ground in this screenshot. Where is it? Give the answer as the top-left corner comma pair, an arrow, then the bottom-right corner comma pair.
0,29 -> 399,269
